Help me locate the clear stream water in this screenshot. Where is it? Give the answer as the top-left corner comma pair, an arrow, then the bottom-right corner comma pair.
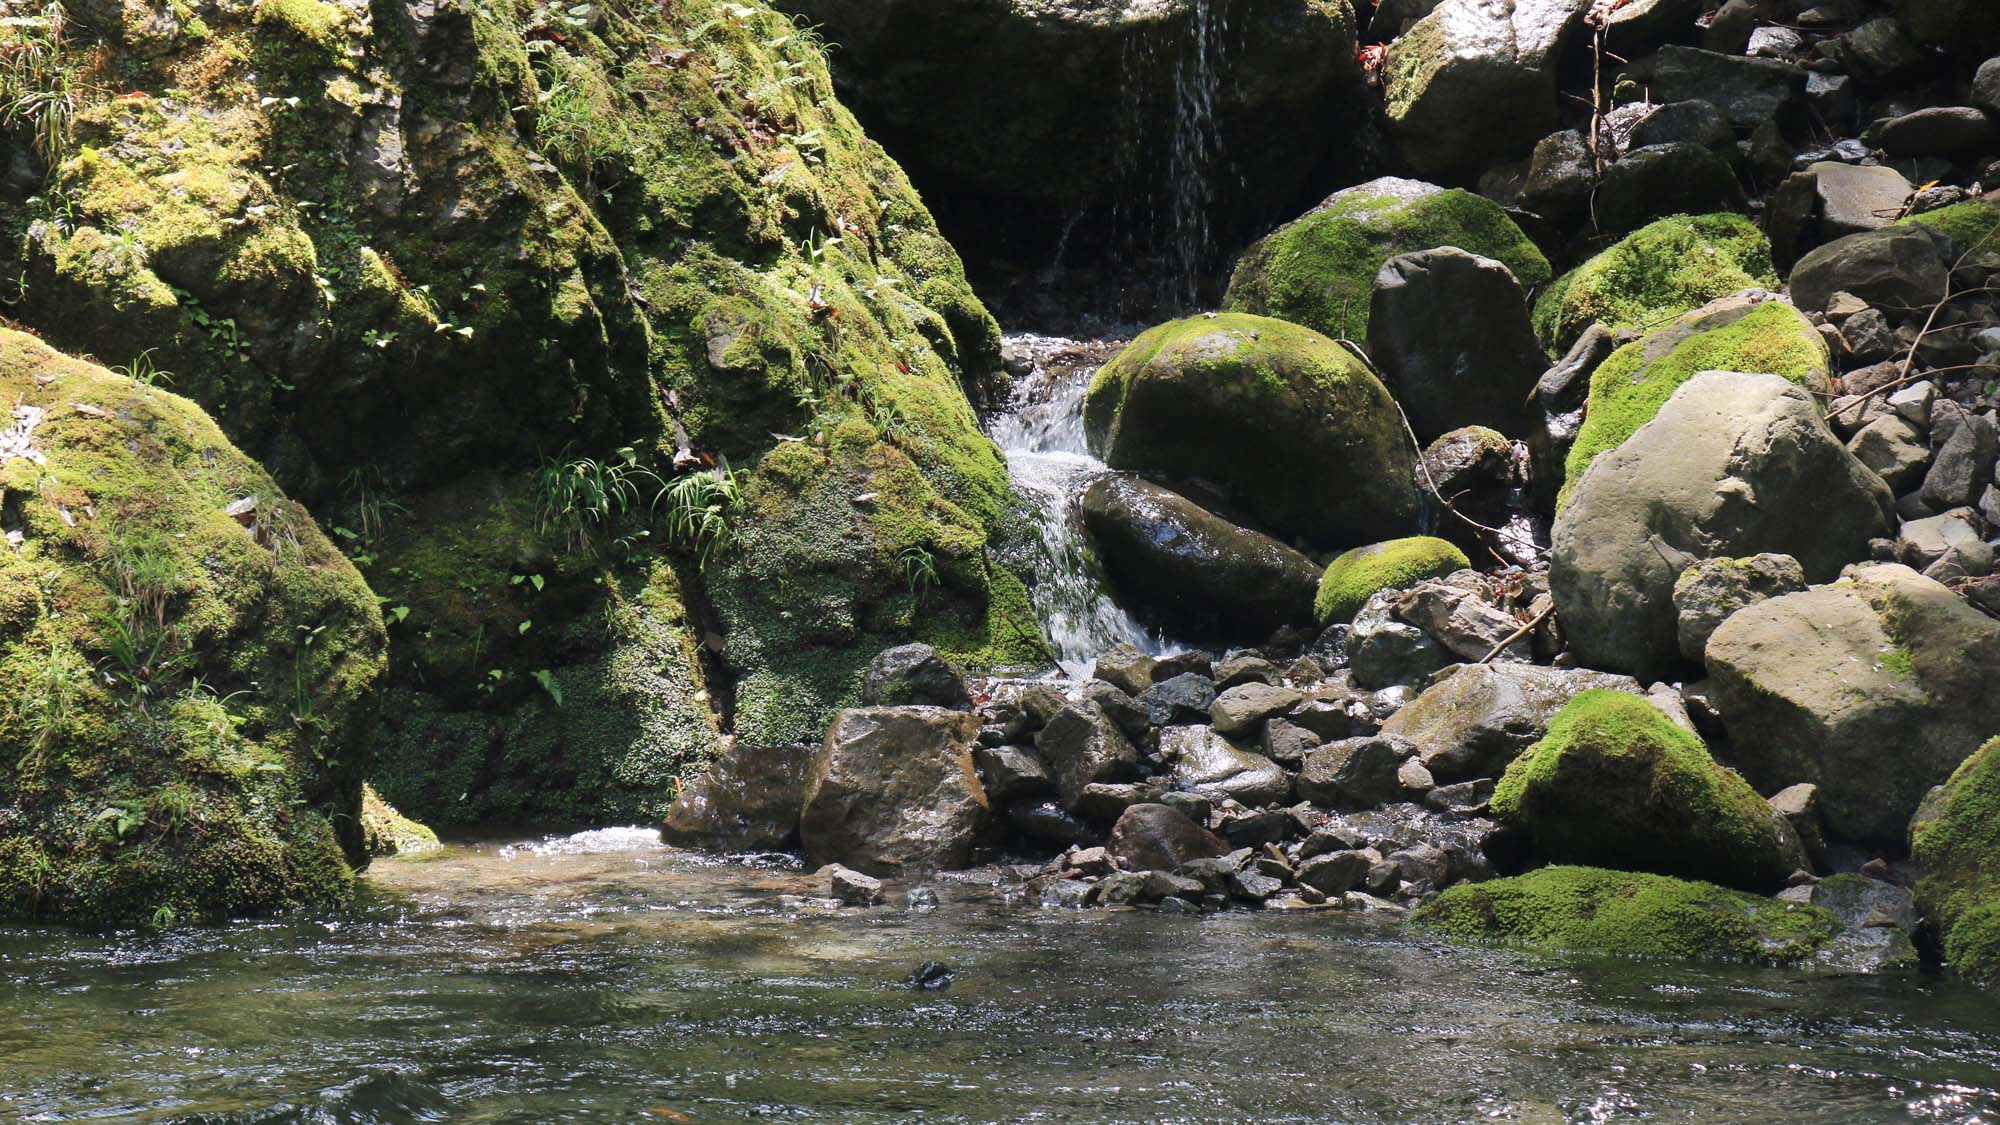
6,829 -> 2000,1123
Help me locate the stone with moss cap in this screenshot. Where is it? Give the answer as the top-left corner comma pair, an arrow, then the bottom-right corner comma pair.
1492,691 -> 1807,893
1911,738 -> 2000,988
361,785 -> 440,857
1532,213 -> 1778,353
0,329 -> 386,927
1224,177 -> 1550,345
1084,312 -> 1417,549
1557,295 -> 1830,509
1411,865 -> 1841,964
1899,198 -> 2000,257
1314,537 -> 1469,625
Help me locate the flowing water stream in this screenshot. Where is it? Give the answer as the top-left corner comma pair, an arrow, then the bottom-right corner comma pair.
7,829 -> 2000,1122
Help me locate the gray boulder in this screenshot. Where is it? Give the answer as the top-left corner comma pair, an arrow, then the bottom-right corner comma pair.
1080,474 -> 1320,640
1298,735 -> 1415,808
1348,589 -> 1452,690
1765,162 -> 1915,268
1875,107 -> 1993,158
1163,725 -> 1293,807
800,707 -> 989,875
661,739 -> 815,852
1706,564 -> 2000,843
1789,226 -> 1950,317
1552,371 -> 1893,682
1673,553 -> 1808,663
1846,414 -> 1932,493
1595,143 -> 1746,234
1368,247 -> 1548,442
1210,682 -> 1304,738
1036,700 -> 1142,811
1380,663 -> 1643,783
1107,803 -> 1230,874
1652,45 -> 1807,128
861,643 -> 972,710
1920,411 -> 1998,511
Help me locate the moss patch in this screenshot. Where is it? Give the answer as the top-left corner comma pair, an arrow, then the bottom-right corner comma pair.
1314,536 -> 1468,624
1558,299 -> 1828,508
1911,737 -> 2000,987
1900,199 -> 2000,257
1223,180 -> 1551,344
1492,691 -> 1805,892
361,784 -> 439,856
1532,213 -> 1777,352
1412,865 -> 1841,964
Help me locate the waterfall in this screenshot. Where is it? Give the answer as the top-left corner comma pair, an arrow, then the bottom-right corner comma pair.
987,334 -> 1179,677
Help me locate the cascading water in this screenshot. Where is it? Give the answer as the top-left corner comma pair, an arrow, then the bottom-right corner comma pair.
986,334 -> 1180,676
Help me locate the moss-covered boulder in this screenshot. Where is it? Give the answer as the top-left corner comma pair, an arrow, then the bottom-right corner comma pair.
1314,537 -> 1469,625
1532,214 -> 1778,353
361,785 -> 440,858
0,329 -> 385,927
1899,198 -> 2000,257
1911,737 -> 2000,988
1558,295 -> 1831,508
1224,177 -> 1551,345
1412,865 -> 1842,965
1492,691 -> 1808,892
1083,313 -> 1417,549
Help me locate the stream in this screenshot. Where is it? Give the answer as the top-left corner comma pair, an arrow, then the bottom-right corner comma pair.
6,829 -> 2000,1122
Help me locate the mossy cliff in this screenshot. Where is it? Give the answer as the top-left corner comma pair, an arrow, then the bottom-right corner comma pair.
1911,738 -> 2000,988
0,328 -> 385,927
0,0 -> 1033,826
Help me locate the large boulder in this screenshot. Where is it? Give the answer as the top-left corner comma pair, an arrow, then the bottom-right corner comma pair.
1552,371 -> 1892,683
1108,803 -> 1231,873
1164,726 -> 1293,806
1556,296 -> 1832,506
1382,0 -> 1594,177
1766,163 -> 1917,269
0,330 -> 386,927
1788,226 -> 1951,316
1532,214 -> 1777,353
1894,0 -> 2000,57
1706,565 -> 2000,844
765,0 -> 1364,287
1314,537 -> 1469,625
799,707 -> 989,874
1413,866 -> 1841,965
1650,45 -> 1808,129
1224,177 -> 1551,345
861,643 -> 973,710
1380,663 -> 1643,783
661,741 -> 816,852
1491,691 -> 1808,892
1911,738 -> 2000,988
1080,474 -> 1321,639
1368,247 -> 1548,442
1083,313 -> 1416,548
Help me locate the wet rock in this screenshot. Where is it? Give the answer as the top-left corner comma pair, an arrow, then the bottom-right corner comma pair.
1424,779 -> 1496,815
1875,107 -> 1993,158
1829,16 -> 1929,85
1077,679 -> 1152,741
1789,226 -> 1951,316
1298,735 -> 1415,808
1035,701 -> 1141,811
1552,371 -> 1892,682
861,643 -> 973,710
1297,850 -> 1373,895
1673,553 -> 1808,663
905,961 -> 954,990
1083,314 -> 1417,550
1213,652 -> 1278,690
971,743 -> 1056,803
1348,591 -> 1452,690
1911,737 -> 2000,987
661,740 -> 815,852
1779,874 -> 1921,974
1652,45 -> 1807,129
1091,644 -> 1155,697
1152,651 -> 1214,681
1078,781 -> 1165,823
1625,100 -> 1733,153
1261,718 -> 1322,768
1769,782 -> 1828,869
801,707 -> 989,875
1108,803 -> 1230,874
1097,870 -> 1153,907
1368,247 -> 1547,442
1139,672 -> 1220,728
826,863 -> 887,907
1380,663 -> 1643,783
1596,143 -> 1746,234
1228,869 -> 1284,903
1707,564 -> 2000,843
1218,806 -> 1292,848
1080,473 -> 1321,639
1165,726 -> 1292,807
1210,683 -> 1304,738
1007,799 -> 1096,847
1521,129 -> 1595,221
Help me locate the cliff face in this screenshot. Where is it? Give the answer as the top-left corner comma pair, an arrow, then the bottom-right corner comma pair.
0,0 -> 1037,830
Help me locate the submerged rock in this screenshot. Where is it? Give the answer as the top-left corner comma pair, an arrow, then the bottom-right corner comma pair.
1083,314 -> 1416,549
800,707 -> 989,875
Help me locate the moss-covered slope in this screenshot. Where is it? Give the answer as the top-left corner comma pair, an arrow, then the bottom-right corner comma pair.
0,328 -> 385,926
1912,737 -> 2000,988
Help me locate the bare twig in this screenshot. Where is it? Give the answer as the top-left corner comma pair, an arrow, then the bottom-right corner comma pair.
1477,603 -> 1555,665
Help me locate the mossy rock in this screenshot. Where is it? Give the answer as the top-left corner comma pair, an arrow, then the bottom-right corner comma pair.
1492,691 -> 1807,892
1532,213 -> 1777,352
1911,737 -> 2000,988
0,329 -> 386,927
1557,297 -> 1829,509
1412,865 -> 1841,965
1083,312 -> 1417,549
360,784 -> 439,857
1223,177 -> 1552,345
1314,536 -> 1468,625
1899,199 -> 2000,258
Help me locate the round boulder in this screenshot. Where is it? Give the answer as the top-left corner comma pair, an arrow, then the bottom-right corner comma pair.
1368,247 -> 1549,442
1314,536 -> 1469,625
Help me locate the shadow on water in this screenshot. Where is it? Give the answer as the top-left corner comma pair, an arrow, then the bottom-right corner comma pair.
5,829 -> 2000,1123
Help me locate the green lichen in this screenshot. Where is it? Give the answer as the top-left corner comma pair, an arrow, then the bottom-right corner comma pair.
1911,737 -> 2000,988
1412,865 -> 1842,964
1491,691 -> 1805,892
1313,536 -> 1468,624
1532,213 -> 1777,352
1223,183 -> 1552,344
1558,299 -> 1828,508
1900,199 -> 2000,258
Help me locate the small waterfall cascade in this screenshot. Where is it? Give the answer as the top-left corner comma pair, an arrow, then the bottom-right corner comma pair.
986,334 -> 1179,677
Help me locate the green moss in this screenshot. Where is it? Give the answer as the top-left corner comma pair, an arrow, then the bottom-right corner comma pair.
360,783 -> 439,856
1557,299 -> 1828,508
1900,200 -> 2000,257
1532,214 -> 1777,352
1223,181 -> 1551,343
1491,691 -> 1804,892
1314,536 -> 1468,624
253,0 -> 360,58
1412,865 -> 1841,964
1912,737 -> 2000,987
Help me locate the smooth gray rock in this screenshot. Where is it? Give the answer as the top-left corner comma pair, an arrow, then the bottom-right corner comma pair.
971,743 -> 1055,803
862,643 -> 972,710
1846,414 -> 1931,492
1210,682 -> 1304,738
1789,226 -> 1950,317
1164,725 -> 1292,807
1035,701 -> 1141,811
1107,803 -> 1229,874
1380,662 -> 1642,782
1920,412 -> 1998,510
1673,553 -> 1808,663
1652,45 -> 1807,128
1876,107 -> 1993,158
1368,247 -> 1547,442
1596,143 -> 1746,233
801,707 -> 989,875
1765,162 -> 1915,268
661,740 -> 815,852
1297,735 -> 1415,808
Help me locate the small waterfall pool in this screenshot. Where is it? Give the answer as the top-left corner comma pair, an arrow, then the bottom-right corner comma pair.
985,333 -> 1182,677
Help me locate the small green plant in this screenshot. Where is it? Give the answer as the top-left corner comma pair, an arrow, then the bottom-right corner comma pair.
106,541 -> 182,631
150,781 -> 196,837
93,799 -> 147,844
898,545 -> 940,603
0,0 -> 79,170
113,348 -> 174,388
149,904 -> 177,930
530,668 -> 563,707
659,466 -> 741,567
337,465 -> 405,545
292,623 -> 326,734
95,613 -> 188,709
14,641 -> 83,767
533,445 -> 663,554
